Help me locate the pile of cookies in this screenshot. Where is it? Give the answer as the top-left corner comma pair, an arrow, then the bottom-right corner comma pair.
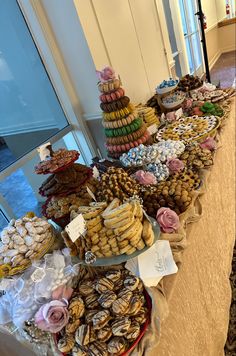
136,105 -> 160,127
0,216 -> 53,269
169,169 -> 201,190
96,167 -> 140,202
98,66 -> 150,158
179,145 -> 213,170
35,149 -> 79,174
63,199 -> 155,260
57,269 -> 149,355
190,88 -> 234,103
39,163 -> 92,197
177,74 -> 203,92
156,116 -> 219,143
141,179 -> 192,217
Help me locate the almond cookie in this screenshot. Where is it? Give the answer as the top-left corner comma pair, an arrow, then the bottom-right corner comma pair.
104,210 -> 132,228
86,216 -> 102,229
86,222 -> 103,236
125,246 -> 136,255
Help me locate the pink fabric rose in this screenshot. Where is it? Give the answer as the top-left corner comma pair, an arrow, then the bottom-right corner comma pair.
156,207 -> 180,233
96,66 -> 115,82
135,170 -> 157,185
51,285 -> 73,301
35,300 -> 69,333
166,158 -> 184,174
166,112 -> 176,122
200,137 -> 216,151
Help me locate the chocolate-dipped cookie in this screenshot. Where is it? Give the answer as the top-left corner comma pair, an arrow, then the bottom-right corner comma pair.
84,293 -> 100,309
92,310 -> 110,329
125,321 -> 140,342
87,341 -> 108,356
75,324 -> 91,346
95,277 -> 114,293
106,270 -> 122,283
97,326 -> 113,342
112,297 -> 129,316
78,280 -> 94,296
127,295 -> 142,316
124,275 -> 139,291
111,317 -> 131,336
57,335 -> 75,353
107,337 -> 127,355
98,290 -> 117,308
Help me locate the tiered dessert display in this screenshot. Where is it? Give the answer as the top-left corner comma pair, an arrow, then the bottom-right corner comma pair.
155,78 -> 185,112
0,70 -> 235,356
35,147 -> 98,227
97,66 -> 150,159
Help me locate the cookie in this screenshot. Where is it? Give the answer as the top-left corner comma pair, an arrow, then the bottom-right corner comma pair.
97,326 -> 113,342
95,277 -> 114,293
98,290 -> 117,308
75,324 -> 91,346
92,310 -> 110,329
111,317 -> 131,336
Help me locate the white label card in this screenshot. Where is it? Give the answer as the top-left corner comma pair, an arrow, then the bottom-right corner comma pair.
92,166 -> 100,179
175,108 -> 183,120
65,214 -> 86,243
131,240 -> 178,287
37,142 -> 51,161
87,187 -> 97,202
147,124 -> 158,135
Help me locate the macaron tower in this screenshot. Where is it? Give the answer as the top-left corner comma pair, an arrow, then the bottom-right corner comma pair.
97,66 -> 150,159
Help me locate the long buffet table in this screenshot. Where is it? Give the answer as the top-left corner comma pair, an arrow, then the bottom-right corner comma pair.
134,98 -> 235,356
0,99 -> 235,356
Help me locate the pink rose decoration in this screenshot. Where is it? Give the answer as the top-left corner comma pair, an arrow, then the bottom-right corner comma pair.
96,66 -> 115,82
135,170 -> 157,185
51,285 -> 73,301
166,158 -> 184,174
166,112 -> 176,122
35,300 -> 69,333
156,207 -> 180,233
200,137 -> 216,151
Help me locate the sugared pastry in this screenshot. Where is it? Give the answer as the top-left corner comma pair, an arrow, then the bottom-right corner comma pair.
85,310 -> 100,324
97,326 -> 113,342
92,310 -> 110,329
98,290 -> 117,308
75,324 -> 91,346
87,341 -> 108,356
125,321 -> 140,342
124,275 -> 139,291
112,297 -> 129,316
127,295 -> 142,316
84,293 -> 100,309
95,277 -> 114,293
78,280 -> 94,296
106,270 -> 121,283
72,344 -> 88,356
107,337 -> 127,355
111,317 -> 131,336
57,335 -> 75,353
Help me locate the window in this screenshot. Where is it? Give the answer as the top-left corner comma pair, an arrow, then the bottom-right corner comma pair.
0,0 -> 94,222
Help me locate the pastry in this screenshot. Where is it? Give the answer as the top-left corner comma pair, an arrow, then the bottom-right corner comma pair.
57,335 -> 75,353
85,310 -> 100,324
78,280 -> 94,296
107,337 -> 127,355
124,275 -> 139,291
95,277 -> 114,293
87,341 -> 108,356
84,293 -> 100,309
127,295 -> 142,316
75,324 -> 91,346
98,290 -> 117,308
125,321 -> 140,341
72,344 -> 88,356
97,326 -> 113,342
92,310 -> 110,329
111,317 -> 131,336
112,297 -> 129,316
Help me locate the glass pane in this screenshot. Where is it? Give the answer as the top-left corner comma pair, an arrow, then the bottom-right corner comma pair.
185,38 -> 194,74
179,0 -> 188,35
0,133 -> 84,219
0,211 -> 8,230
191,33 -> 202,69
0,0 -> 69,171
185,0 -> 197,33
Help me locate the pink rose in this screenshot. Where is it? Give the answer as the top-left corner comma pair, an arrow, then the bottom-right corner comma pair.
35,300 -> 69,333
96,66 -> 115,82
156,207 -> 180,233
51,285 -> 73,301
200,137 -> 216,151
166,112 -> 176,122
135,170 -> 157,185
166,158 -> 184,174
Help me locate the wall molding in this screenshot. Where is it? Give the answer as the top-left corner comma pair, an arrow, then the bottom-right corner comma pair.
221,45 -> 236,53
209,50 -> 221,70
205,22 -> 218,33
83,112 -> 102,121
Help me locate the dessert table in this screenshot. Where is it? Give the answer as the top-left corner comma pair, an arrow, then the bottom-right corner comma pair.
135,98 -> 235,356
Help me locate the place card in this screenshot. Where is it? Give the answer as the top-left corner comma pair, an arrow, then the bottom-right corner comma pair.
65,214 -> 86,243
147,123 -> 158,135
37,142 -> 51,161
87,186 -> 97,201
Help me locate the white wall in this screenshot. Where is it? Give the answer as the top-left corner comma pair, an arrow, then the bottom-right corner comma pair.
215,0 -> 227,21
74,0 -> 172,104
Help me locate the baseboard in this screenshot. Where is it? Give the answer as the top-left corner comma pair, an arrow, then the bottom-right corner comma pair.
209,51 -> 221,70
221,46 -> 236,53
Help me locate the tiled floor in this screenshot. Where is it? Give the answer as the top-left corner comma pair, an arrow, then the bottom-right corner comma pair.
210,51 -> 236,88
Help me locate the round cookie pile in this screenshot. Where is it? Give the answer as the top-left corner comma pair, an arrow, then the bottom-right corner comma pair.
96,167 -> 140,202
64,199 -> 155,260
156,116 -> 219,143
97,66 -> 150,158
141,179 -> 193,217
136,105 -> 160,127
57,269 -> 149,356
177,74 -> 203,92
179,145 -> 213,170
